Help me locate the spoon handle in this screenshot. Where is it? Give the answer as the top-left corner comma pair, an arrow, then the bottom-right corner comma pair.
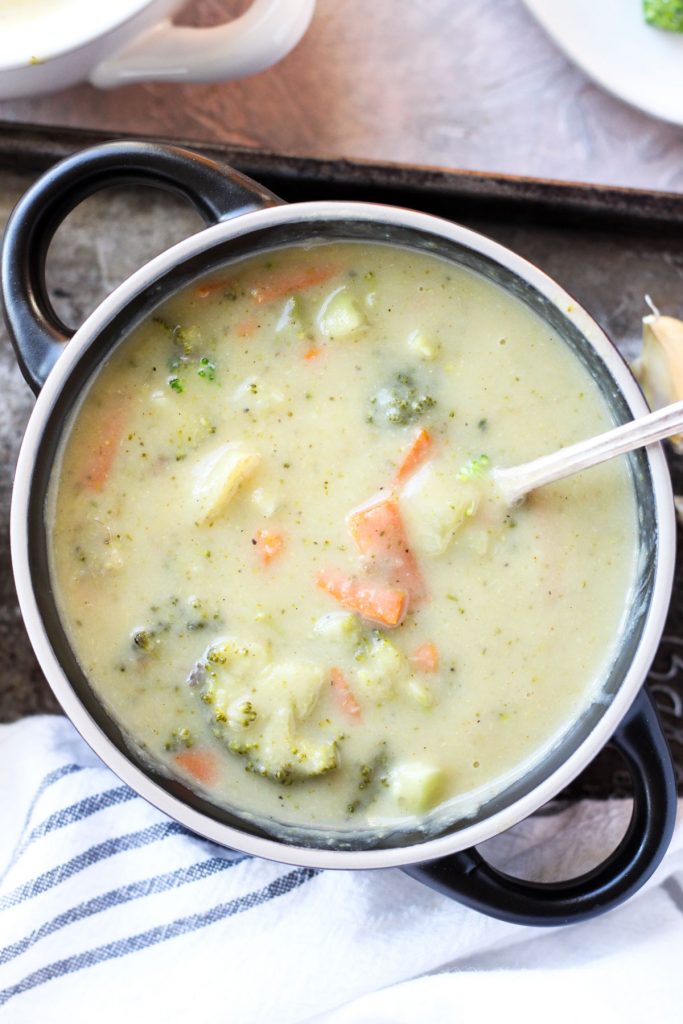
493,398 -> 683,505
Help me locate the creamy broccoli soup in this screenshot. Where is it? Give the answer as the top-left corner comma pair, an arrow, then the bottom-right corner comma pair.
48,241 -> 637,840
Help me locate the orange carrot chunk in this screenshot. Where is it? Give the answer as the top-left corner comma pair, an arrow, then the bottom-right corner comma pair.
175,749 -> 219,785
250,265 -> 340,305
395,427 -> 433,486
80,401 -> 127,492
330,667 -> 361,719
253,528 -> 285,565
347,498 -> 426,601
303,345 -> 322,361
237,317 -> 258,338
196,277 -> 235,299
410,641 -> 439,673
316,569 -> 407,627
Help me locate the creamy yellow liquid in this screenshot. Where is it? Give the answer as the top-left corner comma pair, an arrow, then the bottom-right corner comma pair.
48,242 -> 637,840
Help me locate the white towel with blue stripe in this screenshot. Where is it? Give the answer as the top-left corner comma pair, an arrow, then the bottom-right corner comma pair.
1,715 -> 682,1024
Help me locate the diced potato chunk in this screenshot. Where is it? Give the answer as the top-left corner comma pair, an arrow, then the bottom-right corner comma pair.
193,443 -> 261,524
407,329 -> 440,361
390,763 -> 445,813
399,459 -> 478,557
318,287 -> 367,339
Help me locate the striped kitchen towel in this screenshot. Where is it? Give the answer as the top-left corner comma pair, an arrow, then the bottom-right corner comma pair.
1,715 -> 682,1024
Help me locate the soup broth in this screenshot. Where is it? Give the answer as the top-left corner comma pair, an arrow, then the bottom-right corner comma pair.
48,241 -> 638,840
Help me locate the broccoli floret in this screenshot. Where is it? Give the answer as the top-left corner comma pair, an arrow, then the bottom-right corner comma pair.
643,0 -> 683,32
345,746 -> 390,817
189,639 -> 341,785
197,356 -> 216,382
132,628 -> 157,652
132,597 -> 222,657
456,454 -> 490,481
245,733 -> 339,785
370,372 -> 436,426
164,726 -> 193,752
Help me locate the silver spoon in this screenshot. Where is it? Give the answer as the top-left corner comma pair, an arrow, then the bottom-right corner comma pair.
493,398 -> 683,506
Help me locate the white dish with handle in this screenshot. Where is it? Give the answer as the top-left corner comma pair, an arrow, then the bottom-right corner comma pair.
523,0 -> 683,125
0,0 -> 315,99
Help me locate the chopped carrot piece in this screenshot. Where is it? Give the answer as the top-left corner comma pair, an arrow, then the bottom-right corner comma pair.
316,569 -> 407,627
347,498 -> 426,601
175,749 -> 218,785
237,317 -> 258,338
196,277 -> 234,299
253,528 -> 285,565
395,427 -> 433,486
410,641 -> 439,673
303,345 -> 322,360
79,400 -> 128,492
250,265 -> 340,305
330,667 -> 361,719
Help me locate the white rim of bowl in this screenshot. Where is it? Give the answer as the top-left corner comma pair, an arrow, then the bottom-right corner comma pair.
0,0 -> 154,71
10,200 -> 676,870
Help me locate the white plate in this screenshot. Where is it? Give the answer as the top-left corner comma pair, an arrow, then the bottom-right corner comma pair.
522,0 -> 683,125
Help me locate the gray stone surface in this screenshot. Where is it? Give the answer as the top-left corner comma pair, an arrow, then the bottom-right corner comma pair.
0,174 -> 202,721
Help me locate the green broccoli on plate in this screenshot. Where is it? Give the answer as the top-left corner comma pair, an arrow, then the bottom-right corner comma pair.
644,0 -> 683,32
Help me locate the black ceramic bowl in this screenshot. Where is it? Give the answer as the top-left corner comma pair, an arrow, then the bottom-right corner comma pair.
2,141 -> 677,926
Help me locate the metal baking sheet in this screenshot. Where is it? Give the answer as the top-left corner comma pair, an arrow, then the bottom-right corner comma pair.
1,122 -> 681,798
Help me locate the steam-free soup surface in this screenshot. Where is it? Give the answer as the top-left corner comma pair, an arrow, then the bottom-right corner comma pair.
48,242 -> 637,840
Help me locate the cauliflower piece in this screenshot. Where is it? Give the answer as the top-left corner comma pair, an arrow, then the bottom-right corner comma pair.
399,458 -> 479,557
192,442 -> 261,524
191,641 -> 336,784
254,708 -> 337,783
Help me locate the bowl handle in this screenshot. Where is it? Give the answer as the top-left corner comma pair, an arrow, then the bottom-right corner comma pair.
403,687 -> 677,925
0,140 -> 280,395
